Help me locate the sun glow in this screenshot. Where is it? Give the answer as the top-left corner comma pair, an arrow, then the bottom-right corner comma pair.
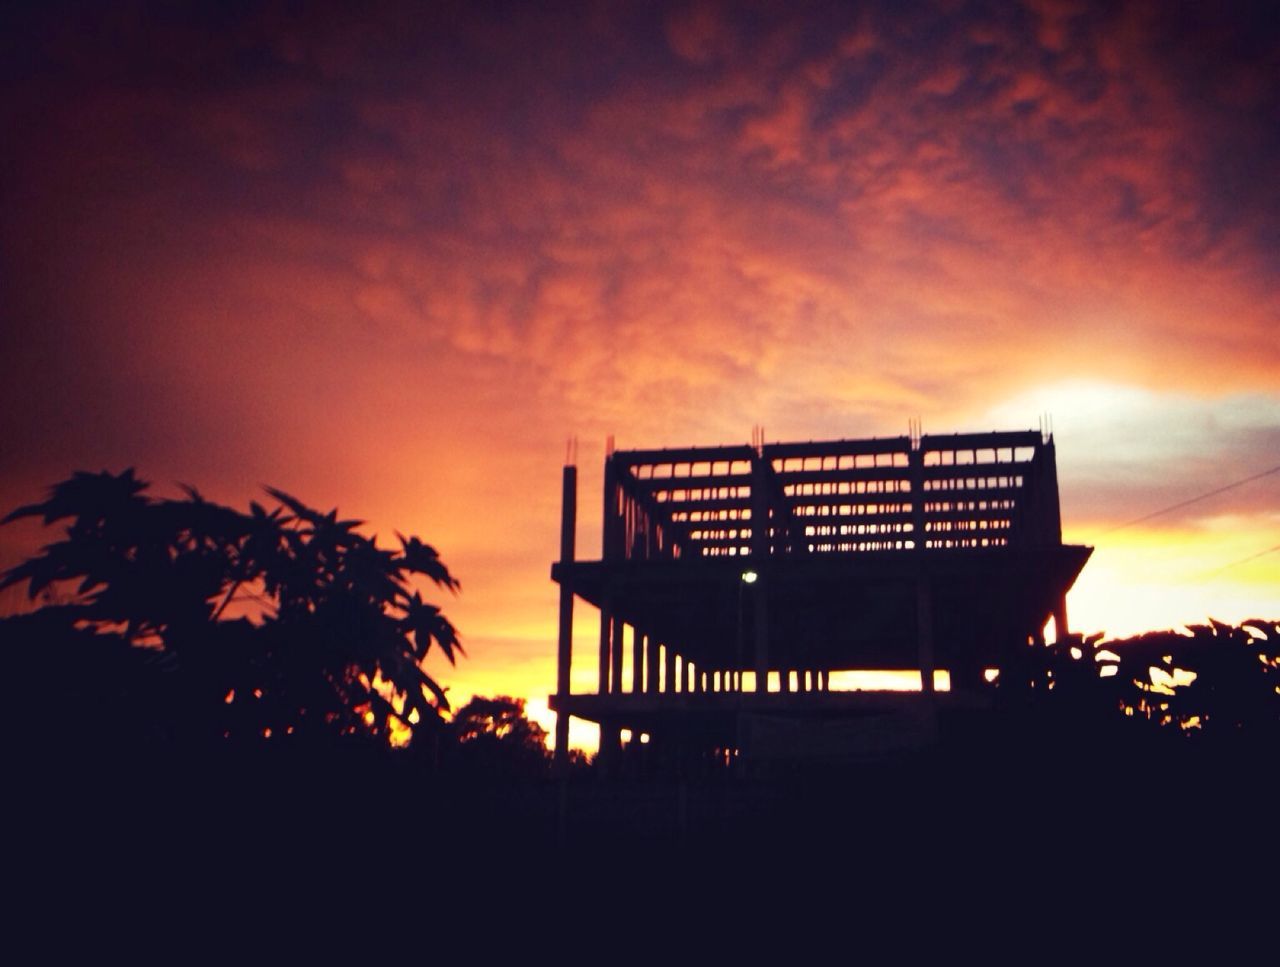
826,670 -> 952,692
358,668 -> 424,749
1069,521 -> 1280,639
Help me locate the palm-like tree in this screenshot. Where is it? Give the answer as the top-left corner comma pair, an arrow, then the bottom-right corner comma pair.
1,469 -> 462,748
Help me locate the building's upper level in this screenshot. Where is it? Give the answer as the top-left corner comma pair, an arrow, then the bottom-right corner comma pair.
600,430 -> 1063,562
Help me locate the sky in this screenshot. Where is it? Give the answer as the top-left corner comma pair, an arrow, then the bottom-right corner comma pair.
2,0 -> 1277,748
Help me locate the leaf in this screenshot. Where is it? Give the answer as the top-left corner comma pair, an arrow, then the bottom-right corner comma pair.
403,594 -> 463,664
397,534 -> 460,592
1241,620 -> 1273,642
402,669 -> 446,722
263,486 -> 328,527
1,501 -> 49,525
417,669 -> 450,712
3,468 -> 149,525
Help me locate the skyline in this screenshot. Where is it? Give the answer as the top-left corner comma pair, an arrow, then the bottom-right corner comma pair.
2,1 -> 1277,747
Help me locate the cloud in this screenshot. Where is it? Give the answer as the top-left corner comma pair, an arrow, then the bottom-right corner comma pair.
978,381 -> 1280,527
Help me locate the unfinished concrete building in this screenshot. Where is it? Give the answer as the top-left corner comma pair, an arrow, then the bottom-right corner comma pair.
550,430 -> 1092,768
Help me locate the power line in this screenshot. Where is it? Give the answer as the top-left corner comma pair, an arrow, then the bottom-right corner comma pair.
1201,542 -> 1280,579
1102,463 -> 1280,534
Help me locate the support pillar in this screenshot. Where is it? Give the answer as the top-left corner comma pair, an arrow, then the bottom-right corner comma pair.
750,453 -> 771,692
1053,596 -> 1070,641
646,634 -> 660,694
553,465 -> 577,771
909,435 -> 936,704
916,576 -> 936,696
598,607 -> 611,694
633,630 -> 644,694
664,645 -> 676,693
752,584 -> 769,692
611,617 -> 624,695
598,722 -> 621,775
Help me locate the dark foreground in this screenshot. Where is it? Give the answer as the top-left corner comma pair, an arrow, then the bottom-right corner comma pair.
11,729 -> 1278,957
14,722 -> 1278,868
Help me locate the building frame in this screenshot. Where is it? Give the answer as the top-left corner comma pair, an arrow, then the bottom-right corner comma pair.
550,430 -> 1092,768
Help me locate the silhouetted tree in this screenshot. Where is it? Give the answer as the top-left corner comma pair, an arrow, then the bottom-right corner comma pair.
998,618 -> 1280,745
0,469 -> 462,751
450,695 -> 551,776
1094,619 -> 1280,740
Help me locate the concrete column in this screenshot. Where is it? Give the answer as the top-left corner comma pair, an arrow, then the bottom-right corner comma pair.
598,607 -> 611,694
750,455 -> 771,692
1053,596 -> 1070,640
664,645 -> 676,693
646,634 -> 660,694
611,617 -> 624,694
752,594 -> 768,692
916,577 -> 936,695
909,438 -> 926,551
598,723 -> 621,774
554,465 -> 577,770
633,630 -> 644,694
599,452 -> 620,701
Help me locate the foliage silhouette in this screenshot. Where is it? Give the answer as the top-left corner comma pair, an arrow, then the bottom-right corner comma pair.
997,618 -> 1280,746
0,469 -> 461,750
449,695 -> 552,776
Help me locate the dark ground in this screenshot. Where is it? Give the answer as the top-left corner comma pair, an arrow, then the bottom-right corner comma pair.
13,718 -> 1276,863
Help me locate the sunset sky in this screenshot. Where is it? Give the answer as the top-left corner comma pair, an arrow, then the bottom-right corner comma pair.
2,1 -> 1277,748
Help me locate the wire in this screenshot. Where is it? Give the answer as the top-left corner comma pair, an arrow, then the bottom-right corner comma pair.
1102,463 -> 1280,534
1201,542 -> 1280,579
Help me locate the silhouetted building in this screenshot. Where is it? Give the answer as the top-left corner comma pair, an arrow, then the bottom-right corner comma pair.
550,430 -> 1091,768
